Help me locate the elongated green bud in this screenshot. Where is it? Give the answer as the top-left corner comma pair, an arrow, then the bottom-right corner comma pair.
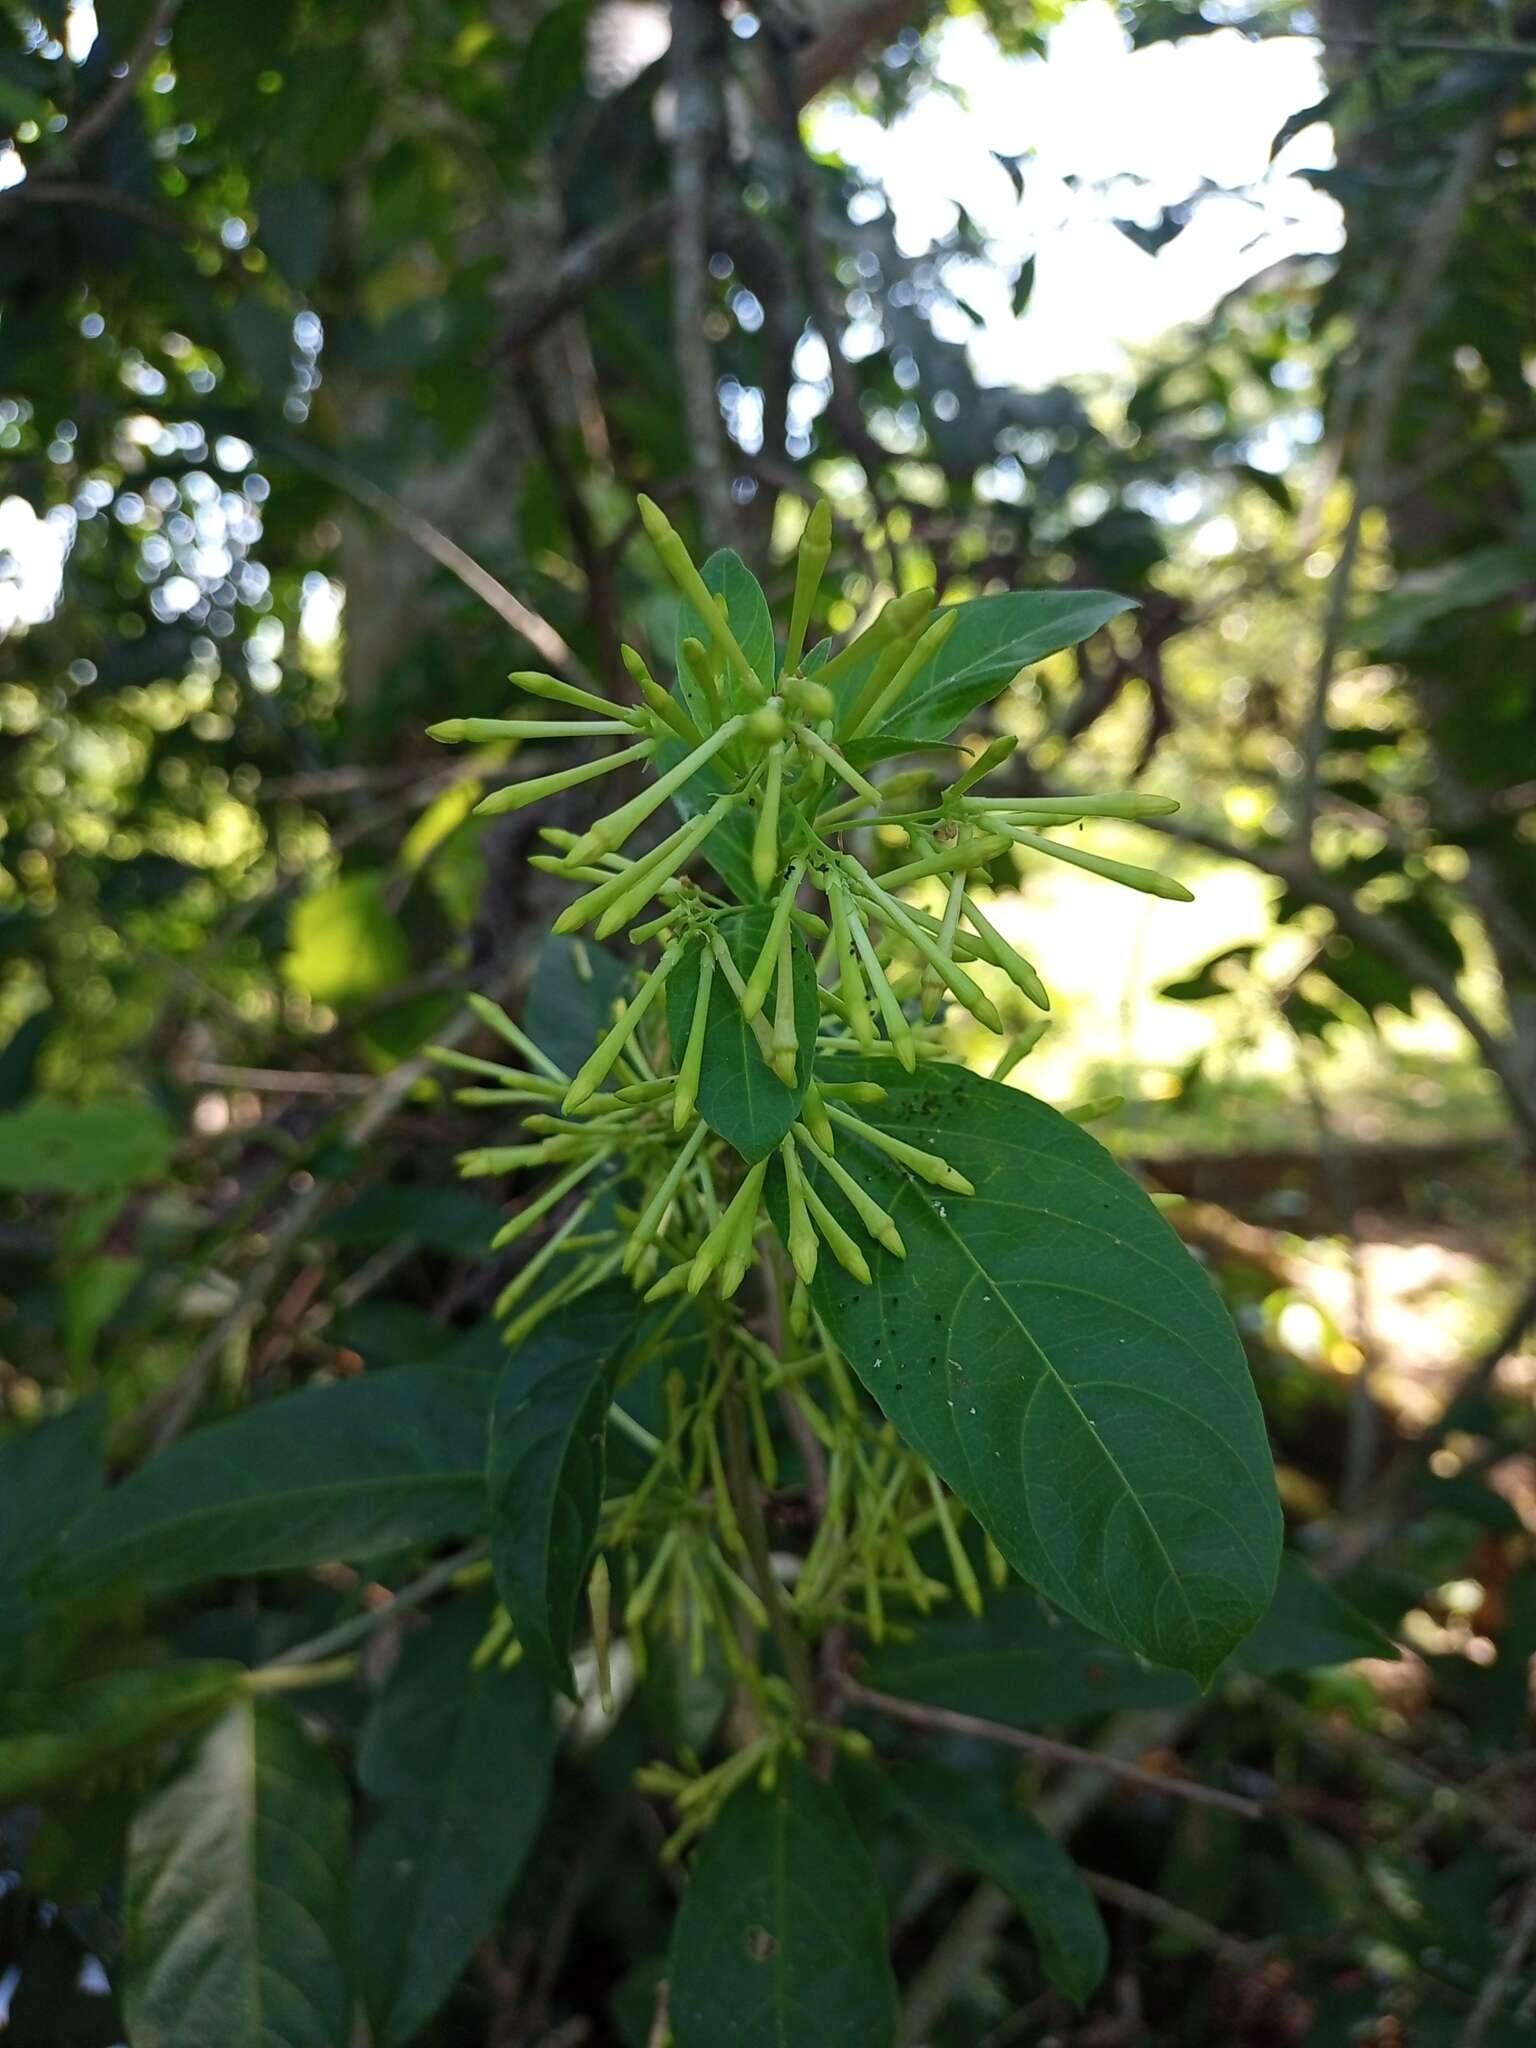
844,607 -> 958,739
637,496 -> 765,704
475,739 -> 651,817
926,1471 -> 983,1618
852,868 -> 1004,1035
675,945 -> 714,1130
825,1103 -> 974,1194
1066,1093 -> 1123,1123
962,791 -> 1181,818
815,1080 -> 886,1103
589,1555 -> 613,1713
554,816 -> 693,936
828,873 -> 877,1052
680,636 -> 723,730
843,891 -> 916,1071
623,1119 -> 707,1270
566,715 -> 746,865
960,893 -> 1050,1011
877,833 -> 1012,892
799,1174 -> 870,1284
794,1122 -> 904,1258
948,734 -> 1018,798
493,1195 -> 594,1315
706,927 -> 778,1067
491,1152 -> 605,1250
1001,825 -> 1194,901
784,499 -> 832,676
990,1016 -> 1048,1079
742,861 -> 803,1021
509,671 -> 623,719
780,1138 -> 818,1284
429,717 -> 633,743
563,942 -> 683,1112
922,873 -> 967,1023
817,585 -> 935,688
770,924 -> 798,1086
622,645 -> 702,745
689,1156 -> 769,1294
593,797 -> 735,938
837,631 -> 916,741
798,1083 -> 835,1155
464,992 -> 569,1082
798,726 -> 882,806
751,742 -> 784,895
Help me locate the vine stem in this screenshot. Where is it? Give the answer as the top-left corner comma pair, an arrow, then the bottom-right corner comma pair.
843,1682 -> 1265,1820
257,1541 -> 488,1671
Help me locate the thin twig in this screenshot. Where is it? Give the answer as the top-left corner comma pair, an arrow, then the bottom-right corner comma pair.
259,1541 -> 488,1671
1084,1869 -> 1271,1967
281,440 -> 598,690
844,1682 -> 1265,1820
1459,1879 -> 1536,2048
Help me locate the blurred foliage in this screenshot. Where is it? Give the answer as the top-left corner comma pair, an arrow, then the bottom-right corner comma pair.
1,0 -> 1535,2039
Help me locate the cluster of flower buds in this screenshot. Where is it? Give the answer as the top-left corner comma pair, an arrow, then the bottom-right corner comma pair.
429,495 -> 1188,1318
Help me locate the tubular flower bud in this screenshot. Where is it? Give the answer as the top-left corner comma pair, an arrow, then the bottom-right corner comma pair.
783,498 -> 832,676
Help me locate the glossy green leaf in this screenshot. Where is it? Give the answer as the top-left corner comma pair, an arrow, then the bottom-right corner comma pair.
123,1697 -> 350,2048
0,1664 -> 244,1805
668,1761 -> 898,2048
864,589 -> 1135,743
487,1285 -> 639,1695
51,1365 -> 492,1595
884,1762 -> 1107,2006
799,1060 -> 1280,1683
525,934 -> 632,1073
0,1098 -> 175,1193
353,1595 -> 556,2045
663,908 -> 818,1162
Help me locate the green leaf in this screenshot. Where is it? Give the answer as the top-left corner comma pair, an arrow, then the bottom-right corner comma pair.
487,1286 -> 639,1695
353,1595 -> 556,2046
282,870 -> 410,1007
668,1761 -> 898,2048
50,1365 -> 492,1595
861,1589 -> 1198,1727
123,1697 -> 350,2048
525,934 -> 631,1074
0,1097 -> 175,1193
884,1762 -> 1107,2006
663,909 -> 818,1162
1236,1555 -> 1398,1673
866,589 -> 1135,743
0,1664 -> 244,1805
797,1060 -> 1280,1683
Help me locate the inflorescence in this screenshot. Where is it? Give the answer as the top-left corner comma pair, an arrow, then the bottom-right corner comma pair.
427,495 -> 1186,1329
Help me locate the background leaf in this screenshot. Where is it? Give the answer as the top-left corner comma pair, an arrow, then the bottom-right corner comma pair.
667,1761 -> 898,2048
0,1099 -> 174,1193
663,909 -> 818,1162
352,1594 -> 556,2046
798,1059 -> 1281,1682
123,1697 -> 350,2048
487,1285 -> 639,1694
883,1761 -> 1108,2006
51,1364 -> 493,1594
524,934 -> 632,1075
